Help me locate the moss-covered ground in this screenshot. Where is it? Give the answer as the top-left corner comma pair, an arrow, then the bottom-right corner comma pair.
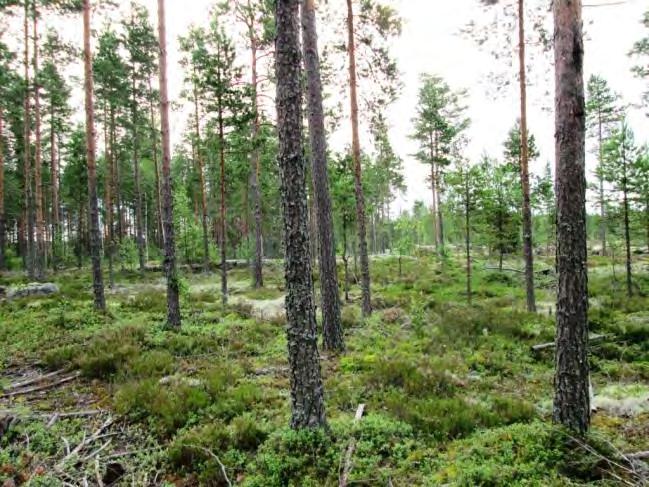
0,253 -> 648,486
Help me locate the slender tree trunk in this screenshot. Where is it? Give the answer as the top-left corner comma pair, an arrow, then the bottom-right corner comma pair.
621,141 -> 632,297
50,97 -> 60,270
429,133 -> 439,252
23,2 -> 35,279
275,0 -> 327,429
192,77 -> 210,273
346,0 -> 371,316
83,0 -> 106,311
435,164 -> 444,252
218,103 -> 227,305
518,0 -> 536,312
76,201 -> 82,269
148,78 -> 164,248
104,104 -> 114,288
553,0 -> 590,434
597,113 -> 606,255
109,108 -> 119,283
115,133 -> 124,244
465,174 -> 472,305
157,0 -> 181,327
301,0 -> 344,352
342,217 -> 350,302
132,76 -> 145,273
0,108 -> 5,270
645,198 -> 649,253
33,10 -> 45,279
249,34 -> 264,288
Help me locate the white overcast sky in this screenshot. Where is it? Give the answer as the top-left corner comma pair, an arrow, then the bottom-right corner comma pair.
146,0 -> 649,213
4,0 -> 648,212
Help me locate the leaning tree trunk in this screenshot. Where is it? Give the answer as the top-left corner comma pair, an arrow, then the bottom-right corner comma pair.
33,9 -> 45,279
83,0 -> 106,311
0,108 -> 5,270
275,0 -> 327,430
552,0 -> 590,434
518,0 -> 536,312
157,0 -> 181,327
249,33 -> 264,289
301,0 -> 344,352
346,0 -> 372,316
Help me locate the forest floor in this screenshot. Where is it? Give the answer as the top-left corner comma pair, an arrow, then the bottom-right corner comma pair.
0,253 -> 648,486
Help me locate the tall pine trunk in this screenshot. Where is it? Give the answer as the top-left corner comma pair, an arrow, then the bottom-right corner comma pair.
218,103 -> 227,305
553,0 -> 590,434
157,0 -> 181,327
104,104 -> 115,288
50,95 -> 60,270
275,0 -> 327,429
83,0 -> 106,311
346,0 -> 371,316
0,108 -> 4,270
148,78 -> 164,247
342,217 -> 350,303
249,32 -> 264,289
109,109 -> 119,284
33,9 -> 45,279
597,113 -> 606,255
23,1 -> 35,279
518,0 -> 536,312
621,131 -> 632,297
465,173 -> 472,305
301,0 -> 344,352
132,76 -> 145,273
192,78 -> 210,273
435,163 -> 444,251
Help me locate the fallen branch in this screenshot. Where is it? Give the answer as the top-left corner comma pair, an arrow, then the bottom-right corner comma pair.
1,372 -> 81,398
5,369 -> 67,391
531,334 -> 609,353
340,403 -> 366,487
626,451 -> 649,460
485,266 -> 554,275
184,444 -> 232,487
56,417 -> 114,469
0,409 -> 104,422
83,439 -> 113,462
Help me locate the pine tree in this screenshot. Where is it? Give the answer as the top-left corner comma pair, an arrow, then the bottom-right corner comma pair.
179,28 -> 211,273
410,74 -> 468,254
602,121 -> 637,297
41,31 -> 72,270
275,0 -> 327,429
157,0 -> 181,327
83,0 -> 106,311
301,0 -> 344,352
346,0 -> 372,317
630,9 -> 649,114
232,0 -> 274,289
586,75 -> 619,256
553,0 -> 590,434
124,2 -> 158,273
